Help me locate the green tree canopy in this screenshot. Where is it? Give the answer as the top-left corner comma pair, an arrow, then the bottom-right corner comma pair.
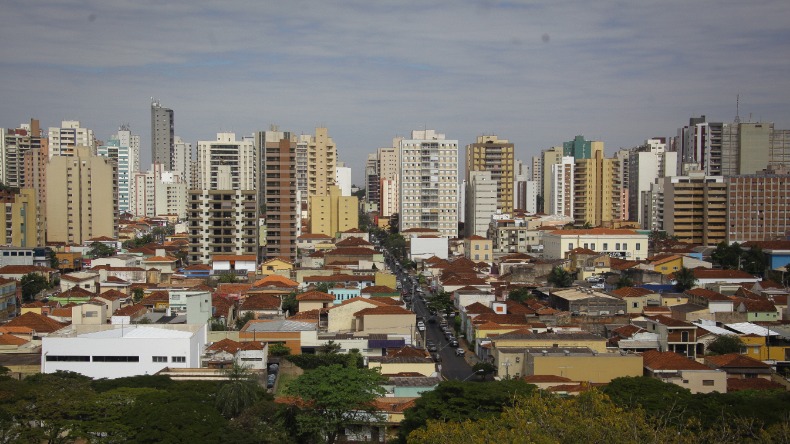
706,335 -> 745,355
88,241 -> 117,258
398,379 -> 536,442
215,360 -> 262,418
547,266 -> 574,287
284,364 -> 386,444
615,275 -> 634,289
218,273 -> 238,284
507,287 -> 534,303
673,266 -> 697,292
20,272 -> 49,302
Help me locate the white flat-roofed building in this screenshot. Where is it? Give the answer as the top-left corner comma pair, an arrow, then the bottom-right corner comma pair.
542,228 -> 648,261
42,323 -> 206,379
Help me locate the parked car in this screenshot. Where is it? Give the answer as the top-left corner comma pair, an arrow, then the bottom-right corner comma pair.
266,373 -> 276,388
417,321 -> 426,331
450,339 -> 459,347
455,348 -> 465,357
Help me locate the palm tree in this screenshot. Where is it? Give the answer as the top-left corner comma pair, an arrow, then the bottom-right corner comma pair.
215,359 -> 260,418
547,266 -> 574,288
673,266 -> 697,292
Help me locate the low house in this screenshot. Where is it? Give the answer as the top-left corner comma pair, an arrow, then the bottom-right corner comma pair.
610,287 -> 661,314
353,305 -> 415,338
296,233 -> 334,252
454,286 -> 495,310
367,346 -> 436,377
0,312 -> 68,339
733,298 -> 780,322
204,338 -> 268,370
704,353 -> 773,380
514,347 -> 643,383
212,254 -> 257,276
550,287 -> 626,316
641,350 -> 726,394
644,315 -> 703,358
0,265 -> 58,282
51,286 -> 96,305
239,320 -> 317,355
93,266 -> 147,284
60,271 -> 100,293
259,258 -> 293,276
360,285 -> 399,300
239,294 -> 282,319
689,268 -> 761,286
303,274 -> 375,290
296,290 -> 335,312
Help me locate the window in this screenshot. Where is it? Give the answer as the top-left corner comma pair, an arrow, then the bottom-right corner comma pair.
623,243 -> 628,250
636,243 -> 641,251
92,356 -> 140,362
615,243 -> 620,250
85,311 -> 98,317
603,243 -> 608,251
46,355 -> 90,362
475,244 -> 479,250
172,356 -> 186,363
568,243 -> 573,250
474,254 -> 479,260
591,243 -> 596,251
702,380 -> 714,386
152,356 -> 167,363
633,302 -> 639,308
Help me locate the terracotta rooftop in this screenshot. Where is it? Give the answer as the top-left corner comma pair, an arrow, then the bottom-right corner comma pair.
325,247 -> 377,256
0,333 -> 29,346
98,289 -> 128,301
142,291 -> 169,303
335,237 -> 373,247
3,312 -> 68,334
522,374 -> 573,383
705,353 -> 770,369
216,283 -> 253,296
304,274 -> 375,283
647,314 -> 694,327
296,290 -> 335,301
360,285 -> 397,294
734,297 -> 777,313
211,254 -> 257,262
727,378 -> 785,392
568,247 -> 597,255
685,288 -> 732,302
690,268 -> 758,280
354,306 -> 413,317
252,275 -> 299,288
0,265 -> 56,274
240,294 -> 281,311
642,350 -> 711,371
610,287 -> 654,298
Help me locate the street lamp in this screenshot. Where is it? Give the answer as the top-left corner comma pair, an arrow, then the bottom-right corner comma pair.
462,368 -> 485,382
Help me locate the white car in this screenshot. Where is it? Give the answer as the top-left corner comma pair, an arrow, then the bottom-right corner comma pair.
417,321 -> 425,331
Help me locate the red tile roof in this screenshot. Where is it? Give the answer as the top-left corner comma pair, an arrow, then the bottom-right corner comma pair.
296,290 -> 335,301
704,353 -> 770,369
691,268 -> 758,280
734,297 -> 777,312
641,350 -> 711,371
360,285 -> 397,294
252,275 -> 299,288
216,283 -> 253,296
354,306 -> 413,317
325,247 -> 377,256
98,289 -> 127,301
610,287 -> 654,298
212,254 -> 257,261
726,378 -> 785,392
240,294 -> 281,311
3,312 -> 68,333
0,265 -> 56,274
304,274 -> 375,283
522,375 -> 573,383
647,314 -> 694,327
335,237 -> 373,247
685,288 -> 731,302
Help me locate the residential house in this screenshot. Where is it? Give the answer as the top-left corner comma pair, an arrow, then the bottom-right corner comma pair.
498,346 -> 643,382
296,233 -> 334,252
296,290 -> 335,312
0,312 -> 68,339
550,288 -> 626,316
204,338 -> 268,370
93,266 -> 147,284
353,305 -> 415,340
644,315 -> 702,358
704,353 -> 773,380
239,294 -> 282,319
326,298 -> 389,334
453,286 -> 495,310
641,350 -> 726,394
646,254 -> 684,275
464,235 -> 493,263
689,268 -> 761,286
60,271 -> 100,293
259,257 -> 294,277
239,320 -> 317,355
367,346 -> 436,377
0,265 -> 57,282
609,287 -> 661,314
212,254 -> 257,276
733,297 -> 780,322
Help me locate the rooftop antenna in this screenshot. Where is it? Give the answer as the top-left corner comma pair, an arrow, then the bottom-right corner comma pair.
735,94 -> 740,124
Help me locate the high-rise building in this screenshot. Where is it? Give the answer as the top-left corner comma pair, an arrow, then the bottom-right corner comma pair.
465,170 -> 497,238
563,135 -> 601,160
22,141 -> 48,247
46,147 -> 118,244
172,136 -> 192,186
188,190 -> 257,264
626,138 -> 677,227
465,135 -> 515,214
1,119 -> 43,188
364,153 -> 380,207
398,130 -> 459,238
307,127 -> 337,199
196,133 -> 256,191
151,99 -> 174,170
296,134 -> 309,195
513,159 -> 530,212
377,144 -> 399,217
309,185 -> 358,237
540,146 -> 564,213
98,125 -> 140,215
256,129 -> 298,262
726,165 -> 790,243
0,188 -> 40,247
573,147 -> 620,227
335,162 -> 352,196
131,164 -> 188,219
663,172 -> 726,245
549,156 -> 574,218
48,121 -> 95,158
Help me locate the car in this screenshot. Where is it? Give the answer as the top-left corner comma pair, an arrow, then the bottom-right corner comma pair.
266,373 -> 276,388
432,353 -> 442,362
450,339 -> 459,347
417,321 -> 426,331
455,348 -> 465,357
427,343 -> 437,352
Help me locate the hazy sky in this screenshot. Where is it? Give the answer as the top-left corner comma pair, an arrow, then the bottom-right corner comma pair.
2,0 -> 789,184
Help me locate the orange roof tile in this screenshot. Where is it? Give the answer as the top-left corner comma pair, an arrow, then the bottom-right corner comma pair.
296,290 -> 335,301
252,275 -> 299,288
642,350 -> 711,371
3,312 -> 68,333
354,306 -> 413,316
705,353 -> 770,369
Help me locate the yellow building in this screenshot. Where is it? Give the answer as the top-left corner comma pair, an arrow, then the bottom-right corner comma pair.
740,335 -> 790,362
307,127 -> 337,199
375,272 -> 397,290
259,257 -> 294,276
490,331 -> 608,353
46,147 -> 117,244
309,185 -> 359,237
573,145 -> 620,227
466,135 -> 515,214
517,347 -> 643,382
0,188 -> 40,247
648,254 -> 684,275
464,235 -> 493,263
367,346 -> 435,377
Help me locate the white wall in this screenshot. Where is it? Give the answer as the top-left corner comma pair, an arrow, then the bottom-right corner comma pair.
410,237 -> 449,261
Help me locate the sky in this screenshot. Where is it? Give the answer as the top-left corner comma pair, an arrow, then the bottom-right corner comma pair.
2,0 -> 790,184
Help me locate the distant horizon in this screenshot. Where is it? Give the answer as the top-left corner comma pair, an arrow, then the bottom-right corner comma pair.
3,1 -> 789,185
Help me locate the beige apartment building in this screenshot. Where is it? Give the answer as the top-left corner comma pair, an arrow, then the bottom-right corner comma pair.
22,136 -> 48,246
663,172 -> 726,245
378,145 -> 399,217
309,185 -> 358,237
726,165 -> 790,243
573,147 -> 620,227
307,127 -> 337,199
0,188 -> 40,248
466,135 -> 515,214
46,147 -> 117,244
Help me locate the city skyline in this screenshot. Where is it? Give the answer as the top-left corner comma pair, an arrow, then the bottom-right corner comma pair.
2,1 -> 790,184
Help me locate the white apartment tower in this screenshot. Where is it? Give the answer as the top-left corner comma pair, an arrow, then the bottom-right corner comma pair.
549,156 -> 575,218
398,130 -> 459,237
97,125 -> 140,215
172,136 -> 192,187
465,170 -> 497,237
48,121 -> 95,158
196,133 -> 256,191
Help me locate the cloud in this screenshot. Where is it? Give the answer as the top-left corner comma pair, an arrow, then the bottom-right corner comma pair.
1,0 -> 789,183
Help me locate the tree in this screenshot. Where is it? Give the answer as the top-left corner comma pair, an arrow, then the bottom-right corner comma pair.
673,266 -> 697,292
218,273 -> 238,284
507,287 -> 534,303
88,241 -> 116,258
398,379 -> 536,443
388,213 -> 400,234
215,360 -> 261,418
425,291 -> 454,317
20,273 -> 49,302
235,311 -> 255,330
317,340 -> 341,355
547,266 -> 574,288
281,291 -> 298,316
132,287 -> 145,303
706,335 -> 745,355
615,275 -> 634,289
711,242 -> 743,269
284,364 -> 386,444
269,343 -> 291,357
407,390 -> 688,444
471,362 -> 496,380
47,250 -> 59,269
313,282 -> 332,294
